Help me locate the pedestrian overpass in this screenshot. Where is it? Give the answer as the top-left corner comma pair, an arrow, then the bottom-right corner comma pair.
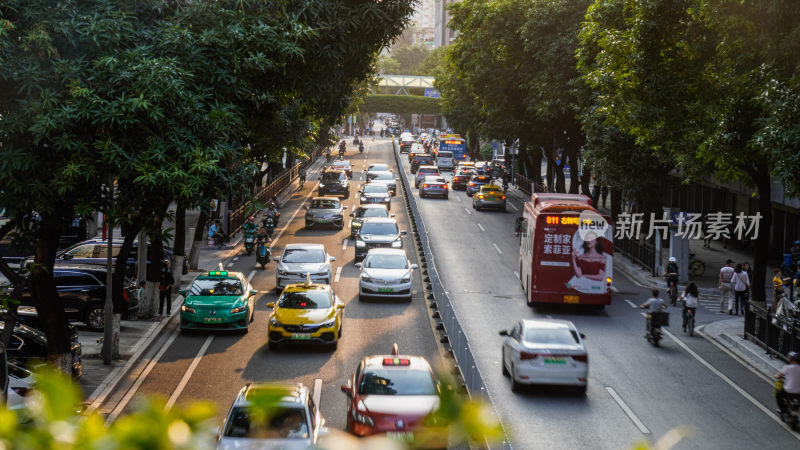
376,75 -> 435,95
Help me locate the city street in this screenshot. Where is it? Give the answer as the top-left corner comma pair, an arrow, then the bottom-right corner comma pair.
398,149 -> 800,449
94,138 -> 444,431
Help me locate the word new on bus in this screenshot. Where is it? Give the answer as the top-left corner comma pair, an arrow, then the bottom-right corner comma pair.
518,193 -> 613,308
438,134 -> 467,161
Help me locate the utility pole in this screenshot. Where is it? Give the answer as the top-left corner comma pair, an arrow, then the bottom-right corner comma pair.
102,177 -> 114,365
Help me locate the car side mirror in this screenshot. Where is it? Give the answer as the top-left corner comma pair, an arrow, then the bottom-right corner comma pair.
354,262 -> 362,268
340,380 -> 353,397
178,289 -> 186,297
580,332 -> 586,339
498,330 -> 509,336
62,253 -> 73,260
349,213 -> 354,217
400,231 -> 407,236
249,289 -> 258,296
273,256 -> 280,261
410,264 -> 419,270
266,302 -> 275,309
329,256 -> 336,262
390,213 -> 395,217
343,206 -> 347,210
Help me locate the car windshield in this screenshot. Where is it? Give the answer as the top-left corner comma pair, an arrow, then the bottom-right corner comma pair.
190,279 -> 243,296
419,168 -> 438,174
364,254 -> 408,269
363,184 -> 388,194
524,327 -> 580,345
224,406 -> 309,439
282,249 -> 326,263
321,172 -> 345,183
278,290 -> 332,309
371,172 -> 393,181
360,222 -> 398,235
369,164 -> 389,172
356,207 -> 388,219
359,369 -> 437,395
437,151 -> 453,158
310,199 -> 340,209
424,177 -> 445,184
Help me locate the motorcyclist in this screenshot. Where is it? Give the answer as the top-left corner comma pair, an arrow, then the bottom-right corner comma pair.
243,216 -> 257,234
339,140 -> 346,156
256,225 -> 270,243
776,352 -> 800,416
263,216 -> 276,239
679,282 -> 699,332
299,167 -> 306,187
640,289 -> 667,333
264,203 -> 280,228
358,141 -> 364,153
325,147 -> 332,162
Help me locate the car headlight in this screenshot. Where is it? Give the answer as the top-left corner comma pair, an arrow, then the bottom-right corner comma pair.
320,319 -> 336,329
277,265 -> 288,276
356,240 -> 366,247
401,274 -> 411,283
269,317 -> 283,327
391,238 -> 402,248
383,196 -> 390,202
352,410 -> 374,426
361,273 -> 372,282
319,183 -> 326,188
181,305 -> 196,314
230,305 -> 247,314
352,222 -> 362,229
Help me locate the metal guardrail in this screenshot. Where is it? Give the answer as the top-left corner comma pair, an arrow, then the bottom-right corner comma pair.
615,237 -> 656,275
393,140 -> 511,450
513,173 -> 545,195
744,302 -> 800,362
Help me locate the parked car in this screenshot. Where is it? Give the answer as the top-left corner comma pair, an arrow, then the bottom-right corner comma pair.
0,320 -> 83,379
304,197 -> 347,229
18,264 -> 137,331
6,362 -> 36,411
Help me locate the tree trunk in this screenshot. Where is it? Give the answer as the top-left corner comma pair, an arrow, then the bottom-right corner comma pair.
580,166 -> 592,197
610,188 -> 622,224
546,146 -> 555,193
566,147 -> 580,194
29,216 -> 72,373
139,226 -> 165,318
750,166 -> 772,304
172,203 -> 186,292
113,219 -> 143,319
188,211 -> 207,270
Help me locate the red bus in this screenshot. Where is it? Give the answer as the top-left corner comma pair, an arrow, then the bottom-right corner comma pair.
518,193 -> 613,308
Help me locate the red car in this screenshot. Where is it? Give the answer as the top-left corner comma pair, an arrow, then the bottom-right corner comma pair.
341,345 -> 440,443
450,168 -> 474,190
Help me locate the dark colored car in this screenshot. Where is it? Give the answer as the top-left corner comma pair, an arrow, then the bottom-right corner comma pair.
355,218 -> 406,261
466,174 -> 492,197
0,320 -> 83,379
19,265 -> 137,331
318,169 -> 351,198
410,154 -> 434,174
349,204 -> 393,238
420,176 -> 449,199
451,168 -> 474,190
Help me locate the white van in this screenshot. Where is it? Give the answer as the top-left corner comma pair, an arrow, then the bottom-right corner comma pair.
436,150 -> 455,170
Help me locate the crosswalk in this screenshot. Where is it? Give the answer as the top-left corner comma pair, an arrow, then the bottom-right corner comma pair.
697,294 -> 743,315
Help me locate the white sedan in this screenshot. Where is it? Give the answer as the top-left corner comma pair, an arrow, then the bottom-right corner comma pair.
499,319 -> 588,394
355,249 -> 417,301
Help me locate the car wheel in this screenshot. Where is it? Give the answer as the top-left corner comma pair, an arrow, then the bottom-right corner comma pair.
329,339 -> 338,351
85,303 -> 105,331
250,307 -> 255,323
268,340 -> 280,351
502,350 -> 510,376
242,324 -> 249,334
337,222 -> 344,230
305,221 -> 311,229
358,294 -> 365,302
511,365 -> 523,393
444,194 -> 449,199
575,384 -> 587,396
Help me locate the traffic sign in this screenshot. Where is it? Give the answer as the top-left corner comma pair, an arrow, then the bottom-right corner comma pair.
424,89 -> 440,98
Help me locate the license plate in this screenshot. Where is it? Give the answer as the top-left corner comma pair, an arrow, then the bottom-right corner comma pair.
564,295 -> 579,304
488,196 -> 500,200
378,288 -> 394,293
317,219 -> 329,223
386,431 -> 414,441
544,357 -> 566,364
290,333 -> 311,340
203,318 -> 222,323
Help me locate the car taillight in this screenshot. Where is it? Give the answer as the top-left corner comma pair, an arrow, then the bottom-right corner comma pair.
573,354 -> 589,363
520,352 -> 538,360
478,195 -> 484,199
443,185 -> 448,189
469,182 -> 475,186
501,195 -> 506,199
423,184 -> 429,188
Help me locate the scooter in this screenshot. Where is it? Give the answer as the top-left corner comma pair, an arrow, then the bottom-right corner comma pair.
645,311 -> 668,347
777,378 -> 800,431
359,142 -> 364,154
243,229 -> 256,256
256,238 -> 271,270
263,217 -> 275,240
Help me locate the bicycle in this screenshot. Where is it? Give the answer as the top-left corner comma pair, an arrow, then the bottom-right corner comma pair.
684,305 -> 696,336
689,252 -> 705,277
667,280 -> 678,306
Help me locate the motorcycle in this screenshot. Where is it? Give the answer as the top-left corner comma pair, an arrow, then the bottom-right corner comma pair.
263,217 -> 276,239
256,238 -> 271,269
359,142 -> 364,154
243,229 -> 256,256
645,311 -> 669,347
777,378 -> 800,431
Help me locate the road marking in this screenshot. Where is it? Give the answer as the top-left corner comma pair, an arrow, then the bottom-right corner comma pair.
508,202 -> 519,211
611,285 -> 619,293
696,325 -> 773,384
334,266 -> 342,283
342,238 -> 348,250
464,207 -> 472,215
492,243 -> 503,255
105,325 -> 181,424
477,223 -> 485,232
605,386 -> 651,434
227,262 -> 235,267
514,271 -> 520,280
312,379 -> 323,409
455,196 -> 462,202
268,182 -> 320,251
247,270 -> 256,282
625,299 -> 638,308
232,256 -> 239,261
166,335 -> 214,410
663,328 -> 800,439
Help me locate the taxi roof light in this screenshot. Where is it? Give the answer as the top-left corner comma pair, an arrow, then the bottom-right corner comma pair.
383,357 -> 411,366
208,271 -> 228,276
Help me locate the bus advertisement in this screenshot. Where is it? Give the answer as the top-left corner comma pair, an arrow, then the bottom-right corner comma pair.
438,134 -> 467,161
518,193 -> 613,308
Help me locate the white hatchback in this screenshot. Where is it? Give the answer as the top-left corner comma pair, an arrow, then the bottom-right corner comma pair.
499,319 -> 588,394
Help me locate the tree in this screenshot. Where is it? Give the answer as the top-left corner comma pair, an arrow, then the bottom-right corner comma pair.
390,44 -> 432,75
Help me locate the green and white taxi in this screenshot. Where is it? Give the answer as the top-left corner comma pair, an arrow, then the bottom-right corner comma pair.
179,271 -> 258,333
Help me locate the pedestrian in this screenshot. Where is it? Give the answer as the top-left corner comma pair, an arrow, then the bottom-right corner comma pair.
159,267 -> 175,316
718,259 -> 735,313
742,262 -> 753,302
730,264 -> 749,315
773,268 -> 785,310
137,280 -> 146,303
601,186 -> 609,209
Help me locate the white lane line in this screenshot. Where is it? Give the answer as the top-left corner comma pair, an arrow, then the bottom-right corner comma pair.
342,238 -> 348,250
514,271 -> 520,280
464,207 -> 472,215
455,196 -> 462,202
268,182 -> 320,251
232,256 -> 239,261
663,328 -> 800,439
227,262 -> 235,267
247,270 -> 256,283
492,243 -> 503,255
334,266 -> 342,283
696,326 -> 773,384
477,223 -> 485,232
611,286 -> 619,293
625,299 -> 638,308
105,326 -> 181,424
508,202 -> 519,211
166,335 -> 214,410
313,379 -> 322,409
605,386 -> 651,435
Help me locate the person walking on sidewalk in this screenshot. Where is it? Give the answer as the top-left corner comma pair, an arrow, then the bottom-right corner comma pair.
718,259 -> 735,313
730,264 -> 749,315
743,262 -> 753,303
158,267 -> 175,316
773,268 -> 785,310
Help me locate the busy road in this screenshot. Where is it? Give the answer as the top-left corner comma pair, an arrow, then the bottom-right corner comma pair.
397,144 -> 800,449
96,138 -> 445,433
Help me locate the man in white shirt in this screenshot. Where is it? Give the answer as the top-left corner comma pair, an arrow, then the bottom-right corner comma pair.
718,259 -> 735,313
776,352 -> 800,416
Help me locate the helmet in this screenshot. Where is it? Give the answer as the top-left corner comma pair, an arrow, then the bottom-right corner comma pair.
248,216 -> 255,221
790,351 -> 800,362
668,256 -> 676,263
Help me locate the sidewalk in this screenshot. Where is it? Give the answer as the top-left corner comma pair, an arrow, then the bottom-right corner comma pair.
81,154 -> 329,407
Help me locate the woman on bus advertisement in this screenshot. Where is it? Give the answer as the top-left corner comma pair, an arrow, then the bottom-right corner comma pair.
566,216 -> 613,294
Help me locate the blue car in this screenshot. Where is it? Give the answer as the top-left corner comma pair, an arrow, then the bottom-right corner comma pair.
465,174 -> 491,197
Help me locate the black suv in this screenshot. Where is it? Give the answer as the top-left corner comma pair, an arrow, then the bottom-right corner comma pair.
19,265 -> 137,331
318,169 -> 350,198
410,154 -> 434,173
354,218 -> 406,260
0,320 -> 83,379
